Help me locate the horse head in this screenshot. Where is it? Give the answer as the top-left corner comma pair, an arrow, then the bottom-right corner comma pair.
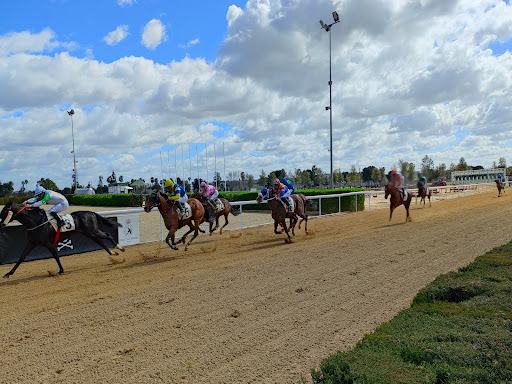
144,192 -> 161,213
256,188 -> 270,203
0,200 -> 15,231
384,184 -> 390,199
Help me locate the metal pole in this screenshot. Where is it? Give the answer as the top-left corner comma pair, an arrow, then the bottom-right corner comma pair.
214,142 -> 217,189
329,27 -> 334,189
71,114 -> 77,191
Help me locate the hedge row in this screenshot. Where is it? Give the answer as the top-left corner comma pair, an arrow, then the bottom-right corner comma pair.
2,189 -> 365,213
218,188 -> 365,214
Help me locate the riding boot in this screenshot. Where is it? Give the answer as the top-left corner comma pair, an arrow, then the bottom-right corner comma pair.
283,198 -> 291,211
51,211 -> 64,228
209,200 -> 217,212
176,201 -> 185,215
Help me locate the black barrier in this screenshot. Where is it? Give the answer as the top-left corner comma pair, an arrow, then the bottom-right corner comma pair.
0,218 -> 119,265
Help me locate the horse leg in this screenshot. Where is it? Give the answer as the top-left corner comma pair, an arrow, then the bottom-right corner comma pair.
3,242 -> 36,278
165,228 -> 179,250
219,213 -> 228,235
281,219 -> 292,242
389,206 -> 395,222
82,232 -> 123,256
47,244 -> 64,275
179,224 -> 195,244
274,220 -> 281,234
184,223 -> 201,251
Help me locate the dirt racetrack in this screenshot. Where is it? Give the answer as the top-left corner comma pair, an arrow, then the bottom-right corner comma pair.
1,190 -> 511,384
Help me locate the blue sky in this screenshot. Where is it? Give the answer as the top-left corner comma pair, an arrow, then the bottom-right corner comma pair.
1,0 -> 512,191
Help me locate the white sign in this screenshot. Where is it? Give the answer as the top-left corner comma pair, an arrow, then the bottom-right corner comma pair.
117,214 -> 140,246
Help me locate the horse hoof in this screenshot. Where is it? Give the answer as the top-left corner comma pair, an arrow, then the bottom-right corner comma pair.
2,274 -> 9,279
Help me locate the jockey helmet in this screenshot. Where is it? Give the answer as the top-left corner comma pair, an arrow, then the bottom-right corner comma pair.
391,169 -> 397,175
274,178 -> 280,186
34,185 -> 46,195
164,179 -> 174,189
280,178 -> 287,184
200,181 -> 207,188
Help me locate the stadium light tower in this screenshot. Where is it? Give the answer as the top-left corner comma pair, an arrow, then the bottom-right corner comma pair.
319,11 -> 340,189
67,109 -> 78,191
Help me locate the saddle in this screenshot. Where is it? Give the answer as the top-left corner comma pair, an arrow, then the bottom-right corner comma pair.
45,212 -> 75,232
176,202 -> 192,220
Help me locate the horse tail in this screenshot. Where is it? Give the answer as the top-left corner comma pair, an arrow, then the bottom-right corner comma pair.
95,213 -> 122,227
299,194 -> 316,210
230,204 -> 241,216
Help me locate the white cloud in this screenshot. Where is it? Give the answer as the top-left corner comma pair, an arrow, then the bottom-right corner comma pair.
141,19 -> 166,50
103,25 -> 129,46
2,0 -> 512,189
0,28 -> 61,56
178,38 -> 200,49
117,0 -> 135,6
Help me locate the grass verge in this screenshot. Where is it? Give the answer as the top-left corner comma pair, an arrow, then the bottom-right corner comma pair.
308,242 -> 512,384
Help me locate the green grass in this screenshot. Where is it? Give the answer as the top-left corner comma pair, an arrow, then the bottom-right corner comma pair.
309,242 -> 512,384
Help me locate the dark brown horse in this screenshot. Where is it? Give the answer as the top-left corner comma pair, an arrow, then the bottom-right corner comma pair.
384,183 -> 412,222
256,188 -> 293,242
0,201 -> 124,278
496,180 -> 505,197
191,192 -> 240,235
416,185 -> 432,207
143,192 -> 204,250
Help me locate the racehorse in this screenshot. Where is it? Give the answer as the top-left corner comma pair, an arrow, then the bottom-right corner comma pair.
384,183 -> 412,222
190,192 -> 240,235
295,193 -> 316,230
495,180 -> 505,197
416,185 -> 432,207
0,201 -> 124,278
143,191 -> 204,250
256,189 -> 309,241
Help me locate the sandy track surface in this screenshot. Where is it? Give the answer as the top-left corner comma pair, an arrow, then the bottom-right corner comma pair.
1,190 -> 511,384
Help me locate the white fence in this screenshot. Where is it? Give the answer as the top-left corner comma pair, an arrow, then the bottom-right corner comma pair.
98,183 -> 496,244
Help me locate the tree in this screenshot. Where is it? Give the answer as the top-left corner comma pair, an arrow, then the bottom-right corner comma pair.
20,179 -> 29,194
421,155 -> 434,180
258,170 -> 266,186
247,174 -> 255,190
371,167 -> 382,184
498,157 -> 506,168
240,172 -> 246,190
0,181 -> 14,197
38,178 -> 59,191
309,165 -> 323,187
107,171 -> 117,185
333,168 -> 344,186
362,166 -> 376,183
346,165 -> 358,186
119,175 -> 124,183
456,157 -> 469,171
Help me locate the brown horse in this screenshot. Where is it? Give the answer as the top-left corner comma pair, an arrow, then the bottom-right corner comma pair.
416,185 -> 432,207
191,192 -> 240,235
256,188 -> 293,242
496,180 -> 505,197
143,191 -> 205,250
384,183 -> 412,222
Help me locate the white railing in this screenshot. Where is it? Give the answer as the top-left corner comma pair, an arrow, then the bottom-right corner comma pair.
97,183 -> 495,242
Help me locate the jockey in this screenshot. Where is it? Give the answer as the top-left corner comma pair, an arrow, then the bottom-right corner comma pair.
164,179 -> 187,215
200,181 -> 219,223
200,181 -> 219,210
391,169 -> 406,198
417,175 -> 426,188
258,187 -> 269,201
280,177 -> 295,194
24,185 -> 69,227
497,173 -> 503,183
273,178 -> 291,209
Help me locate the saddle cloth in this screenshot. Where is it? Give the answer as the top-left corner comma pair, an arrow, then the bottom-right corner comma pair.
46,212 -> 75,232
214,198 -> 224,212
400,189 -> 408,201
285,196 -> 294,213
177,202 -> 192,220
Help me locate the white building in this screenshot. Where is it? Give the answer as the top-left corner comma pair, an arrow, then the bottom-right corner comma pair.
451,168 -> 506,184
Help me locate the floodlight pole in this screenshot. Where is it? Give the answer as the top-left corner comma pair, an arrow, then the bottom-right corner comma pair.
67,109 -> 78,191
320,12 -> 340,189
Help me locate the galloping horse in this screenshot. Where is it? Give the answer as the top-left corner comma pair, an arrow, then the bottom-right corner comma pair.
416,185 -> 432,207
0,201 -> 124,278
190,192 -> 240,235
384,183 -> 412,222
496,180 -> 505,197
144,191 -> 204,250
257,188 -> 293,242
